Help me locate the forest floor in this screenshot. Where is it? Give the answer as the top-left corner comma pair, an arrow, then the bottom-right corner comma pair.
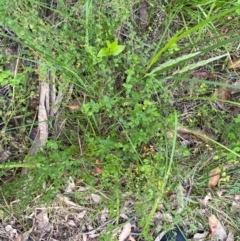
1,1 -> 240,240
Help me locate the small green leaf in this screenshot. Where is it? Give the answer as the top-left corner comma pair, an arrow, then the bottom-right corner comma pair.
97,47 -> 110,57
111,45 -> 125,56
110,40 -> 118,52
106,40 -> 111,49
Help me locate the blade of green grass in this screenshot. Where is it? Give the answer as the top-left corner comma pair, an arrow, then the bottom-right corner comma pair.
147,6 -> 239,71
173,77 -> 240,90
145,51 -> 201,76
141,111 -> 178,237
172,53 -> 227,75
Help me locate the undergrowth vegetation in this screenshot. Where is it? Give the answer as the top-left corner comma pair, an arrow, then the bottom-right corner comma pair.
1,0 -> 240,240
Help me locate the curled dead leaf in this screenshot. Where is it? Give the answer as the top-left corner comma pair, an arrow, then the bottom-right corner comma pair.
209,167 -> 221,188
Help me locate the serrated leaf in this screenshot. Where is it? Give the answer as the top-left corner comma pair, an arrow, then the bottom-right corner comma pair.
111,45 -> 125,56
97,47 -> 110,57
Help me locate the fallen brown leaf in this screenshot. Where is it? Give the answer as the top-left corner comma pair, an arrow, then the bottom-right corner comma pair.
215,87 -> 231,101
226,231 -> 234,241
119,222 -> 131,241
209,214 -> 218,234
36,207 -> 50,231
208,215 -> 227,240
139,0 -> 148,29
129,235 -> 136,241
193,231 -> 209,240
190,71 -> 215,79
21,228 -> 32,241
209,167 -> 221,188
5,225 -> 18,239
201,192 -> 212,207
231,79 -> 240,95
66,104 -> 80,110
65,176 -> 75,193
91,193 -> 101,203
66,99 -> 81,110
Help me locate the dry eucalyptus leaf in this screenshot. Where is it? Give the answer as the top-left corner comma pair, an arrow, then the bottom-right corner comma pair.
162,213 -> 173,222
89,233 -> 100,238
65,176 -> 75,193
231,195 -> 240,212
78,210 -> 87,219
66,104 -> 80,110
5,225 -> 18,238
68,220 -> 76,227
209,168 -> 221,188
82,234 -> 87,241
57,194 -> 85,209
226,231 -> 234,241
231,80 -> 240,95
190,71 -> 215,79
14,235 -> 23,241
36,208 -> 49,231
228,59 -> 240,69
120,213 -> 129,220
216,190 -> 223,197
78,186 -> 90,192
193,231 -> 209,240
100,208 -> 109,223
201,192 -> 212,207
119,222 -> 131,241
208,215 -> 227,241
22,228 -> 33,241
216,87 -> 231,100
0,149 -> 11,163
66,99 -> 81,110
140,0 -> 148,29
154,231 -> 167,241
91,193 -> 101,203
129,235 -> 136,241
214,87 -> 232,110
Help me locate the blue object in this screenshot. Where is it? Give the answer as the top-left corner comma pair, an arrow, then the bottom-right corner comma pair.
160,227 -> 187,241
